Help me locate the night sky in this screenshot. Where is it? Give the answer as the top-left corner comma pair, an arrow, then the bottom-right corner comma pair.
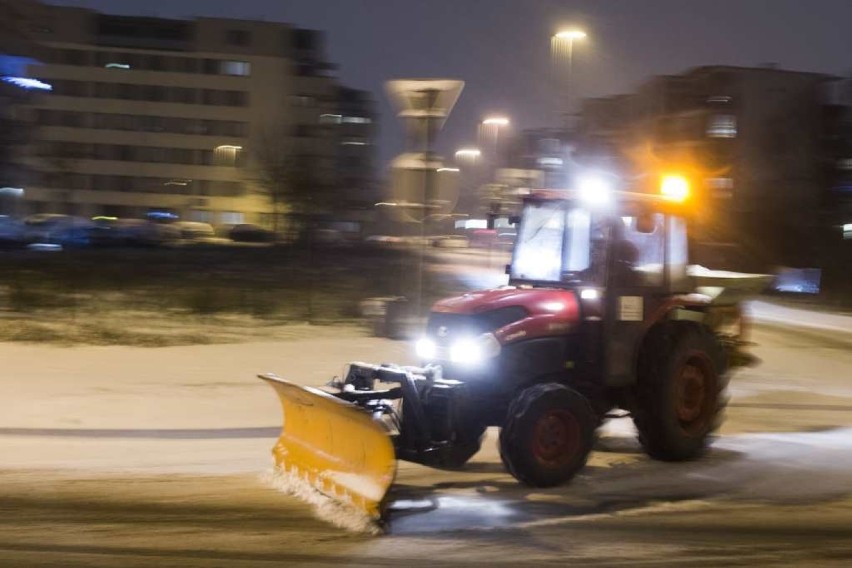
48,0 -> 852,170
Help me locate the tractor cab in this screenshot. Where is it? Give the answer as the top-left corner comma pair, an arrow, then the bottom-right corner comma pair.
509,188 -> 691,294
508,185 -> 694,387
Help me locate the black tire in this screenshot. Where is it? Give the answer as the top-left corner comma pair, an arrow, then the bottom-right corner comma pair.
499,383 -> 596,487
632,321 -> 728,461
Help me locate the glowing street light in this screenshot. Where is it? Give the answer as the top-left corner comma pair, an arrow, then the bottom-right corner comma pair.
552,29 -> 588,64
454,148 -> 482,160
482,116 -> 510,127
554,30 -> 587,41
551,28 -> 588,126
479,115 -> 511,155
214,144 -> 243,167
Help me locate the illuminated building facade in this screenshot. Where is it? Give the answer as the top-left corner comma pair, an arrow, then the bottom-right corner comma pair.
575,65 -> 844,270
7,3 -> 375,226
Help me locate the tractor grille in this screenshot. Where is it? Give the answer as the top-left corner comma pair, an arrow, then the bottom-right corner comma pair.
426,306 -> 528,344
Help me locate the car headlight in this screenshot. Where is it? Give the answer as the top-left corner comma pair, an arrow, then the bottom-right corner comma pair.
449,333 -> 501,366
415,337 -> 438,360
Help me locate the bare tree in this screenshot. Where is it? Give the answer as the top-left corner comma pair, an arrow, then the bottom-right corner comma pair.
253,127 -> 334,239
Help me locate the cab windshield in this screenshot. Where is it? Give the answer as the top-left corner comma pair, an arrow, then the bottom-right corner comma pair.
509,200 -> 600,284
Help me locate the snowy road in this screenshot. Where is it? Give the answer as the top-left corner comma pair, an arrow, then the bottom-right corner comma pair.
1,248 -> 850,565
0,313 -> 851,566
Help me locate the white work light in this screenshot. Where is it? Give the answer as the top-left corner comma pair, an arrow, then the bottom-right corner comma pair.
449,333 -> 501,366
577,175 -> 612,206
415,337 -> 438,360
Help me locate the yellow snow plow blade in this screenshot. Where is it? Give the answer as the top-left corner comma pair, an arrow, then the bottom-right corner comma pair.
259,373 -> 396,521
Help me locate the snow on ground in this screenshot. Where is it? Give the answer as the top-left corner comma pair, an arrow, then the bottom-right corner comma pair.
0,290 -> 850,542
748,300 -> 852,334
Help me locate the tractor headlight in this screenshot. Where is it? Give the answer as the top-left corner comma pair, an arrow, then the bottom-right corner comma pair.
449,333 -> 501,366
415,337 -> 438,360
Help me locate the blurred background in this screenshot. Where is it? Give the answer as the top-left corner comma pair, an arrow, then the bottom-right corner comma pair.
0,0 -> 849,342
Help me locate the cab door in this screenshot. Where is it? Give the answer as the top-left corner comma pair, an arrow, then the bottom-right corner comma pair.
602,212 -> 669,387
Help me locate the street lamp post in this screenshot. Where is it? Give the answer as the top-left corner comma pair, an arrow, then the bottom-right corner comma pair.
479,115 -> 510,160
454,147 -> 482,163
551,29 -> 587,126
386,79 -> 464,321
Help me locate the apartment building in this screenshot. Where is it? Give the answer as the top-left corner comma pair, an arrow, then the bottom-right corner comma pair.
575,65 -> 842,269
3,2 -> 375,226
0,0 -> 45,213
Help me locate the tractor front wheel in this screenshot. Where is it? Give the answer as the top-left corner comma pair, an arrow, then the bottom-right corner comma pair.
499,383 -> 596,487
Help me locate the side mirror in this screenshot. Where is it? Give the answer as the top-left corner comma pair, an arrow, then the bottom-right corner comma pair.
508,215 -> 520,226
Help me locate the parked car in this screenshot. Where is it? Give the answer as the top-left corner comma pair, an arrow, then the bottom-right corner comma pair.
172,221 -> 216,241
23,214 -> 71,243
89,218 -> 180,247
365,235 -> 404,245
496,231 -> 517,250
23,214 -> 94,248
229,223 -> 276,243
88,217 -> 125,247
0,216 -> 25,248
131,219 -> 181,246
431,234 -> 470,248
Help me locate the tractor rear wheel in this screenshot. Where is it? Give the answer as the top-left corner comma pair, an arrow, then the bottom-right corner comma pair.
632,322 -> 728,461
499,383 -> 596,487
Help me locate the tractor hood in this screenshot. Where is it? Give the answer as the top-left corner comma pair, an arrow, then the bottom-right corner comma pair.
433,287 -> 574,315
430,287 -> 580,344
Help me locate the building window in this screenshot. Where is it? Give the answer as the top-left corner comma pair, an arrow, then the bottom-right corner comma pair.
146,85 -> 167,102
170,87 -> 196,104
176,57 -> 198,73
40,81 -> 246,107
146,55 -> 166,71
293,29 -> 317,50
226,29 -> 251,46
62,49 -> 88,66
539,138 -> 562,154
203,59 -> 219,74
319,113 -> 342,124
53,79 -> 87,97
225,90 -> 248,106
707,114 -> 737,138
219,60 -> 250,76
189,210 -> 213,223
291,95 -> 314,107
706,177 -> 734,199
707,95 -> 732,104
211,181 -> 243,197
221,211 -> 244,224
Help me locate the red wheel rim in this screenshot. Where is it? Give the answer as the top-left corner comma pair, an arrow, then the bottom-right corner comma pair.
532,409 -> 580,468
674,354 -> 715,436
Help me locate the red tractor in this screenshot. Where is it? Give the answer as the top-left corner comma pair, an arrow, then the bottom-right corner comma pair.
261,181 -> 757,520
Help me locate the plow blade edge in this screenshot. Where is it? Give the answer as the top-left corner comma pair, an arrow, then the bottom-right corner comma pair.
259,373 -> 396,520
